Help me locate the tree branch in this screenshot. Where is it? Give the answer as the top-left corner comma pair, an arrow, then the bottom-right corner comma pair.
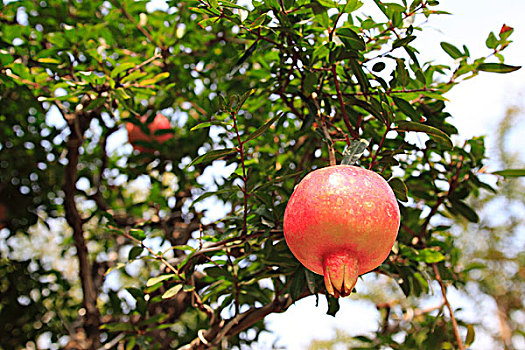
178,294 -> 297,350
432,263 -> 465,350
63,114 -> 100,349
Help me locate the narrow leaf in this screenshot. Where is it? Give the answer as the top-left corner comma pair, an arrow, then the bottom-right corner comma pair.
492,168 -> 525,177
388,178 -> 408,202
465,325 -> 476,346
337,28 -> 366,51
396,121 -> 453,149
304,269 -> 317,294
341,139 -> 369,165
190,121 -> 230,131
392,96 -> 419,120
392,35 -> 416,49
139,72 -> 170,85
372,62 -> 386,72
146,274 -> 176,287
162,284 -> 183,299
105,262 -> 126,276
110,62 -> 136,78
249,14 -> 266,29
478,63 -> 521,73
128,246 -> 143,260
349,58 -> 369,93
450,200 -> 479,223
187,148 -> 236,168
37,57 -> 61,64
416,248 -> 445,263
326,295 -> 340,317
440,42 -> 463,59
129,229 -> 146,241
244,112 -> 284,143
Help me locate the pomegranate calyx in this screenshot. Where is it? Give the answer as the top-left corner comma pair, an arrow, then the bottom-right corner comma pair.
323,251 -> 359,298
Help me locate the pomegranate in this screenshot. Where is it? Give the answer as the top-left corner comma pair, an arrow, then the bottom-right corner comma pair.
126,113 -> 172,152
283,165 -> 400,297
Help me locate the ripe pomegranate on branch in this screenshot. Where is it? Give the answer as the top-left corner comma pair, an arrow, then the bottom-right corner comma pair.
126,113 -> 173,153
283,161 -> 400,298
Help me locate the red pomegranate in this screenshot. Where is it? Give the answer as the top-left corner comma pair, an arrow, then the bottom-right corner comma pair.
283,165 -> 400,297
126,113 -> 172,152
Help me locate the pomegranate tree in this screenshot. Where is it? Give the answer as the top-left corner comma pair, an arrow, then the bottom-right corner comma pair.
283,165 -> 400,297
126,113 -> 172,152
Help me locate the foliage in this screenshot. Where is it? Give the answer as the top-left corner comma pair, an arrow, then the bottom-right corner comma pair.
0,0 -> 521,349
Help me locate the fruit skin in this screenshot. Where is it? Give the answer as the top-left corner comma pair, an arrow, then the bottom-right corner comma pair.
126,113 -> 172,152
283,165 -> 400,297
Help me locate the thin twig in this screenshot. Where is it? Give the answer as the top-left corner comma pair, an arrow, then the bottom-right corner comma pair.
231,110 -> 249,236
369,125 -> 391,169
432,263 -> 465,350
331,65 -> 357,138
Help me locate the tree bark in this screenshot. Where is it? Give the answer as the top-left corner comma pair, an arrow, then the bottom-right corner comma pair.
63,114 -> 100,349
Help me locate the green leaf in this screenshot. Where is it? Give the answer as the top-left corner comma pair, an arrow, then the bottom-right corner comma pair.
450,200 -> 479,223
289,268 -> 306,300
187,148 -> 236,168
416,248 -> 445,263
191,188 -> 234,208
388,178 -> 408,202
344,0 -> 363,12
317,0 -> 337,8
492,168 -> 525,177
303,72 -> 318,95
372,62 -> 386,72
128,246 -> 143,260
219,0 -> 249,10
304,269 -> 317,294
395,59 -> 409,87
129,229 -> 146,241
326,294 -> 340,317
392,35 -> 416,49
248,14 -> 267,29
244,112 -> 284,143
396,121 -> 453,149
125,337 -> 136,350
392,96 -> 419,120
190,120 -> 230,131
146,274 -> 176,287
341,139 -> 369,165
105,262 -> 126,276
139,72 -> 170,85
485,32 -> 498,49
100,322 -> 134,332
440,42 -> 463,59
465,324 -> 476,346
110,62 -> 136,78
478,63 -> 521,73
349,58 -> 369,93
37,57 -> 61,64
337,28 -> 366,51
162,284 -> 183,299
